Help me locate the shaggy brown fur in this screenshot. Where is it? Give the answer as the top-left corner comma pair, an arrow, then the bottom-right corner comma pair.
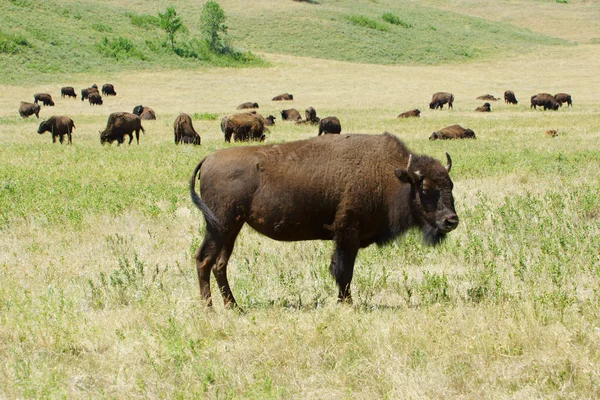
81,87 -> 99,102
504,90 -> 518,104
19,102 -> 41,119
38,115 -> 75,144
280,108 -> 302,121
100,112 -> 145,145
429,125 -> 476,140
531,93 -> 560,110
60,87 -> 77,99
429,92 -> 454,110
554,93 -> 572,107
174,113 -> 201,145
88,92 -> 103,106
236,102 -> 259,110
33,93 -> 54,106
272,93 -> 293,101
397,109 -> 421,118
318,116 -> 341,135
220,113 -> 265,142
475,103 -> 491,112
476,94 -> 499,101
190,133 -> 459,308
102,83 -> 117,96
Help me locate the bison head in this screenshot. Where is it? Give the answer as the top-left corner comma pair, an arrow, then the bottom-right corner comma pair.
37,120 -> 50,134
395,153 -> 458,245
429,102 -> 436,110
429,132 -> 441,141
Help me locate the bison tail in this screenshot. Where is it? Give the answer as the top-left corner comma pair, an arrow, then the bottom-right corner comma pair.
190,159 -> 221,231
140,124 -> 146,135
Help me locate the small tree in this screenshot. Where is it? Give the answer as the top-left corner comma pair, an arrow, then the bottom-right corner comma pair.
199,0 -> 227,53
158,6 -> 186,51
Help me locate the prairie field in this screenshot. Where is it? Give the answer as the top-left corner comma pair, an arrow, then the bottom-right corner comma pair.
1,0 -> 600,399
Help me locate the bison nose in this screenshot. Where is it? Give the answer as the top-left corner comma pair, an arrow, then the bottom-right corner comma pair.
443,214 -> 459,231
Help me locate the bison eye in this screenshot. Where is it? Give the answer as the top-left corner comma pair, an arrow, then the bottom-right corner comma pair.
419,188 -> 440,211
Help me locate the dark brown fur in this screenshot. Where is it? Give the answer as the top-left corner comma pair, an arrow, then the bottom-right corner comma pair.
236,102 -> 259,110
429,92 -> 454,110
19,102 -> 41,119
504,91 -> 518,104
397,109 -> 420,118
102,83 -> 117,96
318,116 -> 341,135
475,103 -> 491,112
34,93 -> 54,106
296,106 -> 320,125
476,94 -> 499,101
189,133 -> 459,308
88,92 -> 103,106
280,108 -> 302,121
554,93 -> 572,107
429,125 -> 476,140
531,93 -> 560,110
272,93 -> 293,101
100,112 -> 145,145
81,87 -> 99,101
37,115 -> 75,144
60,87 -> 77,99
174,113 -> 201,145
220,113 -> 265,142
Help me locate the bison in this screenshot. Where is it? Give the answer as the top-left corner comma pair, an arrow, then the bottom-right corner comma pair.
81,87 -> 99,102
554,93 -> 572,107
132,105 -> 156,120
61,86 -> 77,99
220,113 -> 265,142
248,111 -> 276,127
100,112 -> 145,145
475,103 -> 491,112
19,102 -> 41,119
174,113 -> 201,145
429,125 -> 476,140
476,94 -> 499,101
189,132 -> 459,308
545,129 -> 558,137
318,116 -> 342,136
37,116 -> 75,144
272,93 -> 294,101
530,93 -> 560,110
34,93 -> 55,106
280,108 -> 302,121
397,109 -> 420,118
88,92 -> 103,106
504,90 -> 518,104
295,106 -> 320,125
429,92 -> 454,110
102,83 -> 117,96
236,102 -> 259,110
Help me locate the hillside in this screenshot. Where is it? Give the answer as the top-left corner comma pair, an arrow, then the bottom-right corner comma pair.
0,0 -> 576,83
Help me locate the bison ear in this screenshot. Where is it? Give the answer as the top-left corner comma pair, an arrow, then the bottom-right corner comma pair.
395,154 -> 422,184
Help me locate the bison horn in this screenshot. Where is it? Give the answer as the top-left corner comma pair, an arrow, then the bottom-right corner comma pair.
445,152 -> 452,172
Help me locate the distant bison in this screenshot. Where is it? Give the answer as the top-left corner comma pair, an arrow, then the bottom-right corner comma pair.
34,93 -> 55,106
221,113 -> 265,142
236,102 -> 259,110
397,109 -> 420,118
476,94 -> 499,101
37,115 -> 75,144
100,112 -> 145,145
429,92 -> 454,110
504,90 -> 518,104
88,92 -> 103,106
530,93 -> 560,110
102,83 -> 117,96
545,129 -> 558,137
272,93 -> 293,101
81,87 -> 99,101
249,111 -> 276,127
554,93 -> 572,107
281,108 -> 302,121
318,116 -> 342,136
132,105 -> 156,120
296,106 -> 320,125
429,125 -> 476,140
19,102 -> 41,119
174,113 -> 201,145
61,86 -> 77,99
475,103 -> 491,112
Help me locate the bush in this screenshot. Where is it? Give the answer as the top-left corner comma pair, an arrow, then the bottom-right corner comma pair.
0,31 -> 31,54
129,13 -> 160,29
92,23 -> 113,33
96,36 -> 147,60
382,12 -> 413,28
345,15 -> 389,32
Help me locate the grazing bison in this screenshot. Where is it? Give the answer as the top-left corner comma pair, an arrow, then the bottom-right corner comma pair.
189,133 -> 459,307
174,113 -> 201,145
530,93 -> 560,110
248,111 -> 276,127
272,93 -> 294,101
81,87 -> 99,102
280,108 -> 302,121
475,103 -> 491,112
34,93 -> 55,106
545,129 -> 558,137
37,116 -> 75,144
429,125 -> 476,140
318,116 -> 342,136
236,102 -> 259,110
88,92 -> 103,106
476,94 -> 499,101
554,93 -> 572,107
221,113 -> 265,142
61,86 -> 77,99
429,92 -> 454,110
102,83 -> 117,96
504,90 -> 518,104
100,112 -> 145,145
19,102 -> 41,119
132,105 -> 156,120
397,109 -> 421,118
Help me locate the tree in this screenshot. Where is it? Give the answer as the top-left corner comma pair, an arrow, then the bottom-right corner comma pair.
199,0 -> 228,53
158,6 -> 186,51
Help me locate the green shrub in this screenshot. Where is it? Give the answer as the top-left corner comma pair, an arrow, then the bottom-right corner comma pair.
192,112 -> 219,120
0,31 -> 31,54
345,15 -> 388,32
382,12 -> 413,28
96,36 -> 147,60
129,13 -> 160,29
92,23 -> 113,33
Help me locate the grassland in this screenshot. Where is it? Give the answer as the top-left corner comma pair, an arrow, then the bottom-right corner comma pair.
1,0 -> 600,398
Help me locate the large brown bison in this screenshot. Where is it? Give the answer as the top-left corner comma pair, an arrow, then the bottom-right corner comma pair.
132,105 -> 156,120
19,102 -> 41,119
475,103 -> 491,112
60,86 -> 77,99
397,109 -> 421,118
280,108 -> 302,121
81,87 -> 99,102
37,116 -> 75,144
504,90 -> 518,104
34,93 -> 55,106
189,133 -> 459,308
429,92 -> 454,110
220,113 -> 265,142
174,113 -> 201,145
102,83 -> 117,96
476,94 -> 499,101
554,93 -> 572,107
318,116 -> 342,135
88,92 -> 103,106
236,102 -> 259,110
530,93 -> 560,110
429,125 -> 476,140
100,112 -> 145,145
272,93 -> 293,101
248,111 -> 276,126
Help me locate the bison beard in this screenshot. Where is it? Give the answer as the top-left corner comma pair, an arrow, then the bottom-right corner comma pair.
190,133 -> 458,308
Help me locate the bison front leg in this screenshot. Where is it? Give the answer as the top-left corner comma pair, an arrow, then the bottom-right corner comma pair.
330,243 -> 359,303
